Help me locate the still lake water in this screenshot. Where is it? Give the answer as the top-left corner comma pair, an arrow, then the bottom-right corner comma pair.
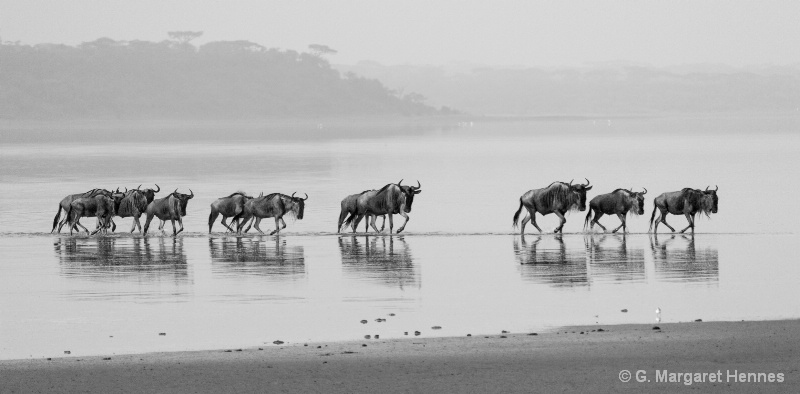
1,116 -> 799,359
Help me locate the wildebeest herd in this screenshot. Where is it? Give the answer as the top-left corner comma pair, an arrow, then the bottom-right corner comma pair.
51,179 -> 718,236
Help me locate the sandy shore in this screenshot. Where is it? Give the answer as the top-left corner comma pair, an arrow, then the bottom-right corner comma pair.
1,320 -> 797,393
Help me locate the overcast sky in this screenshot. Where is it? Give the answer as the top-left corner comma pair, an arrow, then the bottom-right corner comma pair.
2,0 -> 799,67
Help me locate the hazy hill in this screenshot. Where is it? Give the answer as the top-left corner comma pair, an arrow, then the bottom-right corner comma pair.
336,61 -> 800,116
0,38 -> 445,120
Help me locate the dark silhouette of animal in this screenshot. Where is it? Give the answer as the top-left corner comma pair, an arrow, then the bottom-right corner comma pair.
65,194 -> 116,236
109,188 -> 151,233
235,192 -> 308,235
649,186 -> 718,234
209,192 -> 253,233
107,184 -> 160,232
351,180 -> 422,234
584,188 -> 647,233
143,189 -> 194,236
338,190 -> 385,233
512,179 -> 593,234
52,188 -> 113,233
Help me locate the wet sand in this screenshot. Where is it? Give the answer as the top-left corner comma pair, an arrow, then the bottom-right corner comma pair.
1,320 -> 797,393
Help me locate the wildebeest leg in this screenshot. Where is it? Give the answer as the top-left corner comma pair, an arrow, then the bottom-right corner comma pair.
387,214 -> 394,234
74,218 -> 90,234
612,213 -> 626,233
175,217 -> 185,235
253,218 -> 265,234
159,219 -> 167,235
679,213 -> 695,234
396,211 -> 410,233
130,215 -> 140,233
269,216 -> 284,235
369,215 -> 381,233
221,216 -> 235,232
528,208 -> 543,233
553,211 -> 567,233
379,215 -> 386,232
657,209 -> 675,233
592,212 -> 607,232
352,214 -> 365,233
170,219 -> 177,236
143,213 -> 154,235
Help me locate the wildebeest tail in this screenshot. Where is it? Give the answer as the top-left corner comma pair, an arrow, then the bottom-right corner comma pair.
337,209 -> 349,232
648,201 -> 657,231
512,199 -> 523,228
584,209 -> 593,231
51,205 -> 62,233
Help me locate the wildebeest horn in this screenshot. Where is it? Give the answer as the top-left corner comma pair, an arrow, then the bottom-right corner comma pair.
642,187 -> 647,195
415,180 -> 421,189
174,188 -> 178,195
706,186 -> 710,191
124,187 -> 127,193
116,187 -> 120,193
137,184 -> 141,190
303,193 -> 309,200
259,191 -> 263,197
189,189 -> 193,197
398,179 -> 403,186
714,185 -> 718,192
584,178 -> 590,186
292,192 -> 296,198
154,184 -> 160,192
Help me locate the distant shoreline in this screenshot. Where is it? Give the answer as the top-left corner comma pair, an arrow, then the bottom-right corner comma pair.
1,319 -> 797,393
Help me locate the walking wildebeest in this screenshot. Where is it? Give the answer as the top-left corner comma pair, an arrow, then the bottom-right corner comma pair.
338,190 -> 385,233
107,184 -> 161,232
351,180 -> 422,234
512,179 -> 593,234
235,192 -> 308,235
209,192 -> 253,233
110,188 -> 151,233
52,188 -> 114,233
584,188 -> 647,233
143,189 -> 194,236
65,194 -> 116,235
649,186 -> 718,234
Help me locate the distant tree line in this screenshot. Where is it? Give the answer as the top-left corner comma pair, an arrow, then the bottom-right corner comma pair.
0,34 -> 448,120
337,62 -> 800,116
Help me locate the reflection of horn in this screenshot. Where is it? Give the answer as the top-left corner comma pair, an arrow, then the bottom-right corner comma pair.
398,179 -> 403,186
154,184 -> 160,193
303,193 -> 309,200
642,187 -> 648,195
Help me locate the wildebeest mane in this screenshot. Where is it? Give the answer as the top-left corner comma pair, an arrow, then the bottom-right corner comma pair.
118,190 -> 147,216
224,191 -> 250,198
542,182 -> 580,212
611,188 -> 632,195
372,184 -> 398,213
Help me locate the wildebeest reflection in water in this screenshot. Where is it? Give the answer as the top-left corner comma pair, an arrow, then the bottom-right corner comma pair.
650,234 -> 719,283
54,237 -> 188,281
585,235 -> 646,283
513,235 -> 588,287
208,236 -> 305,278
338,236 -> 418,289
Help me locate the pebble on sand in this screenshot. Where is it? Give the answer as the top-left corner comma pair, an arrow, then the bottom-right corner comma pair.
360,320 -> 368,324
432,326 -> 442,330
414,331 -> 421,336
621,309 -> 628,313
501,330 -> 509,334
273,340 -> 284,345
364,335 -> 371,339
388,313 -> 396,316
652,326 -> 661,330
64,351 -> 71,354
695,319 -> 703,322
159,333 -> 166,336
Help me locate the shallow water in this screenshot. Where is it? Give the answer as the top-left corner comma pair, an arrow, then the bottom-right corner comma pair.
1,116 -> 799,359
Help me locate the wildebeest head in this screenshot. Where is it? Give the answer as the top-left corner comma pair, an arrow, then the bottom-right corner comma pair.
627,187 -> 647,215
703,185 -> 719,214
568,178 -> 593,211
138,184 -> 160,203
111,188 -> 126,211
172,188 -> 194,216
397,179 -> 422,213
289,192 -> 308,219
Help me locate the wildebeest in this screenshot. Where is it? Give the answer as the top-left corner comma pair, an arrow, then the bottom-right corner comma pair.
351,180 -> 422,234
110,187 -> 151,233
52,188 -> 114,233
143,189 -> 194,236
107,184 -> 160,232
209,192 -> 253,233
338,190 -> 385,233
649,186 -> 718,234
235,192 -> 308,235
65,194 -> 116,235
512,179 -> 593,234
584,188 -> 647,233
